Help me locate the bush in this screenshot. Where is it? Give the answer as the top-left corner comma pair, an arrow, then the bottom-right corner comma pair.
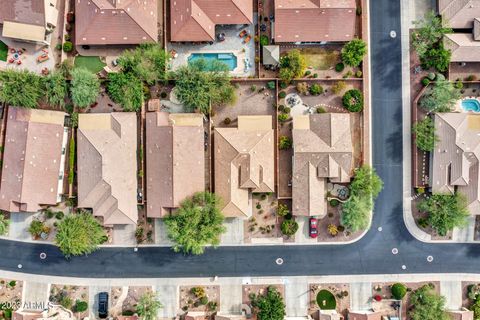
278,91 -> 286,99
316,107 -> 326,113
427,72 -> 436,80
296,82 -> 309,95
55,43 -> 62,50
199,296 -> 209,305
342,89 -> 364,112
191,287 -> 206,298
267,81 -> 276,90
223,117 -> 231,125
329,199 -> 340,207
391,283 -> 407,300
62,41 -> 73,53
412,117 -> 438,152
74,300 -> 88,313
281,219 -> 298,236
279,81 -> 288,89
341,39 -> 367,67
278,104 -> 285,111
421,78 -> 430,86
283,106 -> 291,114
313,73 -> 318,78
55,211 -> 64,220
304,70 -> 311,76
160,91 -> 168,99
29,220 -> 47,238
66,12 -> 75,23
278,113 -> 289,123
335,62 -> 345,72
455,80 -> 463,89
260,35 -> 269,46
466,74 -> 477,81
250,85 -> 257,92
279,136 -> 292,150
331,81 -> 347,95
355,70 -> 363,78
277,204 -> 289,217
309,84 -> 323,95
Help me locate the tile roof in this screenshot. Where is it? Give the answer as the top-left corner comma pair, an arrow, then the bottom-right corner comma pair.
444,33 -> 480,62
77,113 -> 138,225
262,45 -> 280,65
145,112 -> 205,218
274,0 -> 356,42
75,0 -> 158,45
431,113 -> 480,214
170,0 -> 253,41
448,310 -> 475,320
439,0 -> 480,29
347,312 -> 382,320
0,0 -> 45,26
292,114 -> 353,217
214,116 -> 274,218
0,108 -> 67,213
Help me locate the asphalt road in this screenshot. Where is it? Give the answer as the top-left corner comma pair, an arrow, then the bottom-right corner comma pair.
1,0 -> 478,278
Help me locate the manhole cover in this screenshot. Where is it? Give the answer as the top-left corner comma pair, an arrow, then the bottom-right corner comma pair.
390,30 -> 397,38
392,248 -> 398,255
401,265 -> 407,270
276,258 -> 284,265
427,255 -> 434,262
378,227 -> 383,232
39,253 -> 47,260
17,264 -> 22,269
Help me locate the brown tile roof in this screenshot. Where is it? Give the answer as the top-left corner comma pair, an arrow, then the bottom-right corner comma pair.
444,33 -> 480,62
0,108 -> 67,213
214,116 -> 274,218
274,0 -> 356,42
12,311 -> 43,320
292,114 -> 353,217
347,312 -> 382,320
75,0 -> 158,45
439,0 -> 480,29
448,310 -> 475,320
0,0 -> 45,26
77,113 -> 138,225
145,112 -> 205,218
431,113 -> 480,214
170,0 -> 253,42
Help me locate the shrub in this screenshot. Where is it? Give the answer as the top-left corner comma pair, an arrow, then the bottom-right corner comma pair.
331,81 -> 347,95
412,117 -> 438,152
391,283 -> 407,300
267,81 -> 276,90
421,78 -> 430,86
296,82 -> 309,95
335,62 -> 345,72
355,70 -> 363,78
455,80 -> 463,89
191,287 -> 206,298
316,107 -> 326,113
342,89 -> 364,112
62,41 -> 73,53
250,85 -> 257,92
278,113 -> 289,123
260,35 -> 269,46
329,199 -> 340,207
283,106 -> 291,114
64,34 -> 71,41
278,91 -> 286,99
199,296 -> 209,305
341,39 -> 367,67
468,284 -> 480,300
277,204 -> 289,217
327,224 -> 338,236
65,23 -> 72,32
74,300 -> 88,313
427,72 -> 436,80
279,136 -> 292,150
29,220 -> 47,238
309,84 -> 323,95
279,81 -> 288,89
281,219 -> 298,236
66,12 -> 75,23
223,117 -> 231,125
304,70 -> 311,76
278,104 -> 285,111
55,43 -> 62,50
466,74 -> 477,81
313,73 -> 318,78
55,211 -> 64,220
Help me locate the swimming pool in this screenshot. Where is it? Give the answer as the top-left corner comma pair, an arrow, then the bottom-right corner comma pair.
188,53 -> 237,71
462,99 -> 480,112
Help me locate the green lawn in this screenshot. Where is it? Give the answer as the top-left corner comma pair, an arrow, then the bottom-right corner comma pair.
316,290 -> 336,310
299,48 -> 340,70
0,41 -> 8,62
74,56 -> 106,73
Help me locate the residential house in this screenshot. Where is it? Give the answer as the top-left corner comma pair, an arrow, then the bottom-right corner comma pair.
274,0 -> 356,43
292,113 -> 353,217
347,312 -> 383,320
145,112 -> 205,218
438,0 -> 480,29
77,113 -> 138,225
0,0 -> 58,44
430,113 -> 480,214
0,108 -> 68,212
170,0 -> 253,42
214,116 -> 274,218
448,309 -> 475,320
75,0 -> 158,46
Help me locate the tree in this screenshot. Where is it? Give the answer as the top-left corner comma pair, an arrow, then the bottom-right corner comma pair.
420,79 -> 460,113
107,72 -> 143,112
164,192 -> 226,255
341,39 -> 367,67
409,285 -> 450,320
55,210 -> 107,257
279,136 -> 292,149
174,59 -> 235,114
0,213 -> 9,236
136,292 -> 162,320
418,193 -> 469,236
44,70 -> 68,108
252,286 -> 286,320
412,117 -> 438,152
342,89 -> 364,112
391,283 -> 407,300
350,165 -> 383,200
412,11 -> 452,59
279,49 -> 306,82
70,68 -> 100,108
118,43 -> 168,85
280,219 -> 298,236
470,296 -> 480,320
0,69 -> 43,108
420,43 -> 451,72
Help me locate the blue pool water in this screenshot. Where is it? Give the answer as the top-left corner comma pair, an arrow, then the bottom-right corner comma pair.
188,53 -> 237,71
462,99 -> 480,112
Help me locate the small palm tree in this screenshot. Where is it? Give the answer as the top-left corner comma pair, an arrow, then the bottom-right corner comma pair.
136,292 -> 162,320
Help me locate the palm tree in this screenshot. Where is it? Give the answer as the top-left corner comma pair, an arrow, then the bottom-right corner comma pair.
136,292 -> 162,320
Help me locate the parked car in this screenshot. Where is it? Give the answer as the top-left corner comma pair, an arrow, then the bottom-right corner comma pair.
98,292 -> 109,319
309,218 -> 318,238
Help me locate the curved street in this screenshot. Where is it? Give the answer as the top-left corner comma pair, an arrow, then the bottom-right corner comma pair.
0,0 -> 477,279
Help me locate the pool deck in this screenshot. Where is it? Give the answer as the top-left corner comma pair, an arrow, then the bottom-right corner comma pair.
167,23 -> 256,78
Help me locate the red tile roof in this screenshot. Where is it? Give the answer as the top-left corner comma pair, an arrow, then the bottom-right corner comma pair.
170,0 -> 253,41
0,0 -> 45,26
75,0 -> 158,45
274,0 -> 356,42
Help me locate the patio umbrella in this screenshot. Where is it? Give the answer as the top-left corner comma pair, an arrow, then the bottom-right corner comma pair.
217,33 -> 226,42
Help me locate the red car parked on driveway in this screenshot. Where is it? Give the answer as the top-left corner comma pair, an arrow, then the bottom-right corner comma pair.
309,218 -> 318,238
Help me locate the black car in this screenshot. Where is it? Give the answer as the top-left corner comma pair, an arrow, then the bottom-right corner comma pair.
98,292 -> 109,319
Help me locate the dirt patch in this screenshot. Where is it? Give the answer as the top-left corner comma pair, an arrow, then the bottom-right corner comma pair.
110,286 -> 153,317
179,285 -> 220,314
49,284 -> 89,318
0,279 -> 23,307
